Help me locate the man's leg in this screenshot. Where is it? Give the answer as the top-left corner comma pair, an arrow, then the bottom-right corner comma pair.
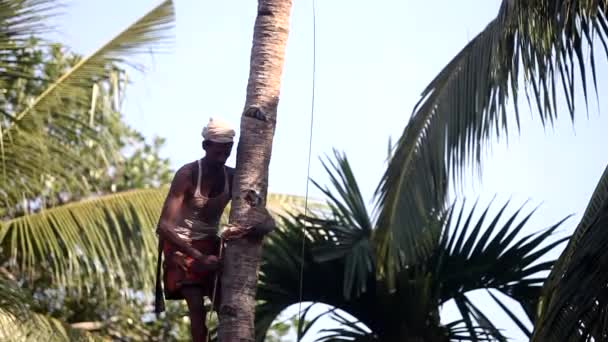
182,285 -> 207,342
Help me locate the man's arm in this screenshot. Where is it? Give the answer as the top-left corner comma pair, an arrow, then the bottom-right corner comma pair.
220,207 -> 276,241
156,165 -> 205,260
220,168 -> 276,240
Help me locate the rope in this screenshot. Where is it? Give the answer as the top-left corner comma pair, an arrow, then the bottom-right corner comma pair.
296,0 -> 317,340
206,238 -> 225,342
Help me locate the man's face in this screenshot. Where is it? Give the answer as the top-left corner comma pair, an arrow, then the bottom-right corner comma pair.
204,141 -> 234,165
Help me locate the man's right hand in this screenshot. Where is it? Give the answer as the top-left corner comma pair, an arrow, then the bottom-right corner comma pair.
192,254 -> 221,272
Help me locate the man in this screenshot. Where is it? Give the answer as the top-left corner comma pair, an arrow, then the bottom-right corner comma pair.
155,118 -> 242,341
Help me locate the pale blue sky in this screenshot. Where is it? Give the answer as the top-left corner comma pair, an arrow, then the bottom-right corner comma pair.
51,1 -> 608,341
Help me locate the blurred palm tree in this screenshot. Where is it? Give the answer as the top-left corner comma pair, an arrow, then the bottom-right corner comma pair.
255,150 -> 570,341
374,0 -> 608,277
0,0 -> 176,338
337,1 -> 608,340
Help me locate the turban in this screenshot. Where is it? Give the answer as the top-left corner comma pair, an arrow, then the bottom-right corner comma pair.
201,118 -> 235,143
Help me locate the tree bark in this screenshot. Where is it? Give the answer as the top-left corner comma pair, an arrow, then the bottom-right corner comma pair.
218,0 -> 293,341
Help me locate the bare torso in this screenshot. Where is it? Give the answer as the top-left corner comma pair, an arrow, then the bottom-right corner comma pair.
156,158 -> 234,261
175,159 -> 234,232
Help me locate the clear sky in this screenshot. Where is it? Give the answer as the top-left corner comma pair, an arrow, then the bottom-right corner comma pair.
50,1 -> 608,341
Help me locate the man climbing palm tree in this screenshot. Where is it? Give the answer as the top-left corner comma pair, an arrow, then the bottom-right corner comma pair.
155,118 -> 234,341
155,117 -> 270,341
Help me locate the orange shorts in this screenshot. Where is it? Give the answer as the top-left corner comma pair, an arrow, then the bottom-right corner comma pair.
162,237 -> 220,300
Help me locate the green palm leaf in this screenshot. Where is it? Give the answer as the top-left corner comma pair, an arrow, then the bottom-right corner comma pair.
0,0 -> 59,84
434,200 -> 570,339
307,150 -> 374,300
0,0 -> 175,211
0,187 -> 166,294
264,149 -> 570,341
0,186 -> 307,294
533,163 -> 608,341
0,275 -> 100,342
0,274 -> 33,322
223,192 -> 321,223
13,0 -> 174,122
256,215 -> 370,342
375,0 -> 608,274
315,311 -> 376,342
0,311 -> 101,342
444,319 -> 496,342
374,120 -> 447,279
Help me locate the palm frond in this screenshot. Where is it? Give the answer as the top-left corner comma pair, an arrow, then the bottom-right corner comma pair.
0,0 -> 175,210
296,304 -> 336,340
373,116 -> 447,279
0,0 -> 59,84
222,192 -> 321,223
0,187 -> 166,294
444,319 -> 496,342
266,193 -> 315,216
0,186 -> 306,296
13,0 -> 174,122
255,216 -> 344,342
375,0 -> 608,273
0,274 -> 32,320
0,311 -> 101,342
433,199 -> 570,339
256,214 -> 374,342
454,294 -> 507,342
533,163 -> 608,342
305,150 -> 375,300
314,150 -> 373,233
0,275 -> 100,342
315,311 -> 377,342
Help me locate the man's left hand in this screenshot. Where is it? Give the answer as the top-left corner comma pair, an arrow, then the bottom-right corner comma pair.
220,225 -> 251,240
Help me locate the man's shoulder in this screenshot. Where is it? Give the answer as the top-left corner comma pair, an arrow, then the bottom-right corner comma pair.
176,161 -> 197,177
171,161 -> 197,189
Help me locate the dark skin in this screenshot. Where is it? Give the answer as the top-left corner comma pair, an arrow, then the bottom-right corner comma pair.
157,140 -> 234,342
157,139 -> 277,342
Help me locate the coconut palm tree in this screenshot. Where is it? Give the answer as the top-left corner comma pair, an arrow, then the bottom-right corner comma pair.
255,150 -> 570,341
0,0 -> 176,336
0,0 -> 174,214
374,0 -> 608,279
218,0 -> 295,340
300,1 -> 608,339
366,1 -> 608,341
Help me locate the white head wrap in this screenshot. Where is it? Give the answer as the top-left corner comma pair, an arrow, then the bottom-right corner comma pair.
201,118 -> 235,143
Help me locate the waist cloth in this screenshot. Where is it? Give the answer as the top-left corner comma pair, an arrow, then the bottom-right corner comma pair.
155,219 -> 221,309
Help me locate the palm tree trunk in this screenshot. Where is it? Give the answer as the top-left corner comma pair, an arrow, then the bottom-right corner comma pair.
217,0 -> 293,341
